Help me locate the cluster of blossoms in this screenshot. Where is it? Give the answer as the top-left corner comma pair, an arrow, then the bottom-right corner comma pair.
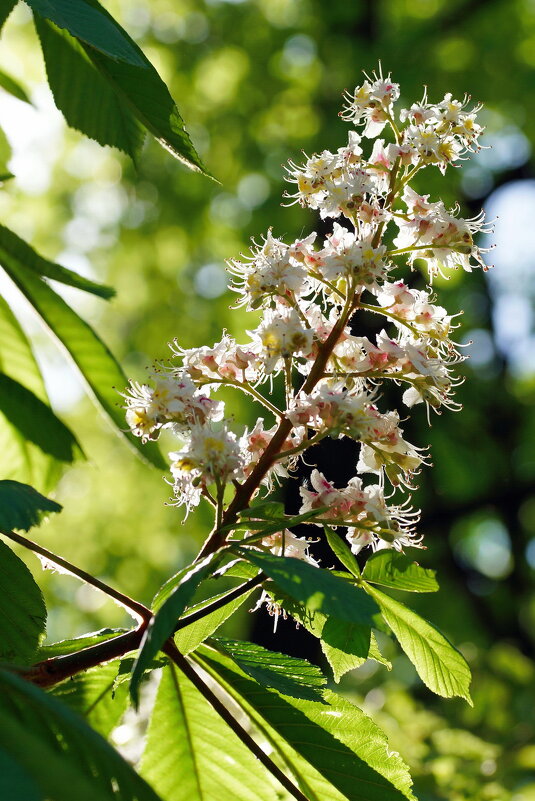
124,68 -> 487,562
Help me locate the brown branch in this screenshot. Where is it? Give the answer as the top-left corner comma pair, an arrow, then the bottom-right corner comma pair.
15,571 -> 265,688
19,628 -> 147,688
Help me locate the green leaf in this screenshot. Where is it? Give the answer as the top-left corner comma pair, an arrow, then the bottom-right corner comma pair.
35,17 -> 144,160
0,1 -> 17,32
212,638 -> 326,701
0,256 -> 166,469
0,125 -> 12,176
0,373 -> 81,462
174,588 -> 255,655
151,563 -> 196,610
215,559 -> 259,580
321,617 -> 371,682
0,746 -> 42,801
239,500 -> 285,520
130,553 -> 218,704
0,68 -> 31,104
322,626 -> 391,683
234,547 -> 378,624
196,646 -> 415,801
140,663 -> 282,801
0,224 -> 115,298
0,669 -> 162,801
0,538 -> 46,664
51,659 -> 128,737
37,628 -> 127,659
324,525 -> 361,577
26,0 -> 146,64
0,479 -> 61,531
27,0 -> 207,173
0,296 -> 61,492
268,587 -> 390,682
362,550 -> 439,592
366,584 -> 472,702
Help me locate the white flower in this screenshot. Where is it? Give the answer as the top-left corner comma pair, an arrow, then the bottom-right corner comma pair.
261,529 -> 319,566
318,223 -> 388,289
122,372 -> 223,441
249,307 -> 314,374
227,230 -> 313,309
168,423 -> 246,509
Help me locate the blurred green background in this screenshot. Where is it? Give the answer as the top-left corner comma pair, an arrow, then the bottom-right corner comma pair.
1,0 -> 535,798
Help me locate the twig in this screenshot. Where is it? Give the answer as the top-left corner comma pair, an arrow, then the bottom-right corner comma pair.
17,569 -> 265,688
1,529 -> 152,624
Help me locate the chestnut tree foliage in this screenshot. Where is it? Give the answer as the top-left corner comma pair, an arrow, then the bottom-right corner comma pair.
0,2 -> 496,800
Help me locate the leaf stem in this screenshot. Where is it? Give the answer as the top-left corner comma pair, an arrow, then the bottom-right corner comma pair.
0,528 -> 152,624
163,640 -> 311,801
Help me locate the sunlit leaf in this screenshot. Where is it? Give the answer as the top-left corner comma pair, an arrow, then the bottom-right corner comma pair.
0,224 -> 115,298
196,646 -> 415,801
212,638 -> 327,701
362,551 -> 439,592
0,538 -> 46,664
51,659 -> 128,737
0,373 -> 81,462
0,67 -> 31,103
0,262 -> 166,469
35,18 -> 144,160
234,547 -> 378,624
140,663 -> 282,801
174,589 -> 255,655
0,296 -> 61,491
324,525 -> 361,578
0,0 -> 17,31
366,584 -> 472,702
130,553 -> 218,704
0,670 -> 162,801
37,628 -> 127,659
27,0 -> 207,173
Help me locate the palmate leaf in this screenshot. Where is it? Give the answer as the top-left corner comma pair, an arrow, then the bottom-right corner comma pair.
51,658 -> 128,737
211,638 -> 327,702
26,0 -> 208,173
0,669 -> 162,801
0,296 -> 62,491
234,547 -> 378,624
362,551 -> 439,592
140,663 -> 282,801
0,253 -> 166,470
130,553 -> 219,704
196,646 -> 415,801
0,538 -> 46,664
366,584 -> 472,702
0,373 -> 81,462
